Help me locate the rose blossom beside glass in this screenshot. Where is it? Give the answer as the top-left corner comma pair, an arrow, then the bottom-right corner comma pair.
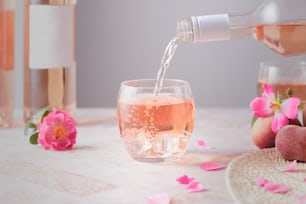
250,84 -> 301,133
37,109 -> 77,150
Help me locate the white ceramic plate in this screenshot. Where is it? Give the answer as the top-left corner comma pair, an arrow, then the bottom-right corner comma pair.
225,148 -> 306,204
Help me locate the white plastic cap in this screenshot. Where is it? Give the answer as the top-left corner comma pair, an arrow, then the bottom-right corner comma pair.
191,14 -> 230,42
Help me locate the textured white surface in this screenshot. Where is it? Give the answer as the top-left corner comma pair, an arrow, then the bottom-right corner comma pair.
226,148 -> 306,204
0,108 -> 256,203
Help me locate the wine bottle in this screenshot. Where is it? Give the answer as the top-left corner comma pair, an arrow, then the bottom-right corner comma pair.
0,0 -> 15,127
24,0 -> 76,122
177,0 -> 306,56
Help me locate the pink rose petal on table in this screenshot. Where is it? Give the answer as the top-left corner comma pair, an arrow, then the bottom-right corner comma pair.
282,160 -> 297,172
186,181 -> 205,192
304,178 -> 306,182
176,174 -> 194,184
256,178 -> 269,187
296,195 -> 306,202
197,140 -> 208,148
200,162 -> 226,171
264,182 -> 289,194
146,193 -> 170,204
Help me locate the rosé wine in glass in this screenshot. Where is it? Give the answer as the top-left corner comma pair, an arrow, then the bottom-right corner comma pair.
257,61 -> 306,124
257,61 -> 306,100
117,79 -> 194,162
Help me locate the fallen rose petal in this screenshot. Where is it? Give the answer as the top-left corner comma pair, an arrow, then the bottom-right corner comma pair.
146,193 -> 170,204
283,160 -> 297,172
186,181 -> 205,192
200,162 -> 226,171
197,140 -> 207,148
176,174 -> 194,185
304,178 -> 306,182
256,178 -> 269,187
296,195 -> 306,202
264,182 -> 289,194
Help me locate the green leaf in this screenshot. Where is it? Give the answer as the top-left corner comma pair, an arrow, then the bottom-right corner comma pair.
29,132 -> 39,145
278,94 -> 284,102
298,100 -> 306,110
24,122 -> 37,137
286,88 -> 293,98
32,107 -> 50,123
251,116 -> 257,127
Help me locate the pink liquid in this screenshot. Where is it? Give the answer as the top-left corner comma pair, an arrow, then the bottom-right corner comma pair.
0,9 -> 14,71
257,80 -> 306,99
0,9 -> 14,127
117,94 -> 194,162
255,24 -> 306,56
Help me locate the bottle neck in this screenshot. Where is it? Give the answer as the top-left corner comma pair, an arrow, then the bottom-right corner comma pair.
177,14 -> 255,42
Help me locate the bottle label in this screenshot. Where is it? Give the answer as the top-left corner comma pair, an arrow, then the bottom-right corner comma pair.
30,5 -> 74,69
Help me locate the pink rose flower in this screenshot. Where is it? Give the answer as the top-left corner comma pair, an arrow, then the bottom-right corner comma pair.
250,84 -> 300,133
37,110 -> 77,150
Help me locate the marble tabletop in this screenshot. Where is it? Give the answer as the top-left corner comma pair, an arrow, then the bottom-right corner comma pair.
0,108 -> 257,204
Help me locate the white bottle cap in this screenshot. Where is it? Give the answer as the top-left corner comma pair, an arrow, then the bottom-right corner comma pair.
191,14 -> 230,42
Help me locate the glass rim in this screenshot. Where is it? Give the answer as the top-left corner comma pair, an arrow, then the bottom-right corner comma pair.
258,61 -> 306,82
120,78 -> 190,88
260,61 -> 306,68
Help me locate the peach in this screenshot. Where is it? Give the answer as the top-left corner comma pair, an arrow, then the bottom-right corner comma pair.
252,116 -> 276,149
275,125 -> 306,162
251,116 -> 302,149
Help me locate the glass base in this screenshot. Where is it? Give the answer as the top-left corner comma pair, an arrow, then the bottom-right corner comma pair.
0,112 -> 12,128
134,157 -> 166,163
121,131 -> 191,163
131,154 -> 184,163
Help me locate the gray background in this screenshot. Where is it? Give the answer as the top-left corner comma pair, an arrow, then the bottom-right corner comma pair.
14,0 -> 305,109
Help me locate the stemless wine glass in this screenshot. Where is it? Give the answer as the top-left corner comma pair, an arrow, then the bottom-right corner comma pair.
117,79 -> 195,162
257,61 -> 306,99
257,61 -> 306,124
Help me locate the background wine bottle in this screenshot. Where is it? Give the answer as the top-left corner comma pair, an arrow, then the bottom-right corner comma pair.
24,0 -> 76,122
0,0 -> 15,127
